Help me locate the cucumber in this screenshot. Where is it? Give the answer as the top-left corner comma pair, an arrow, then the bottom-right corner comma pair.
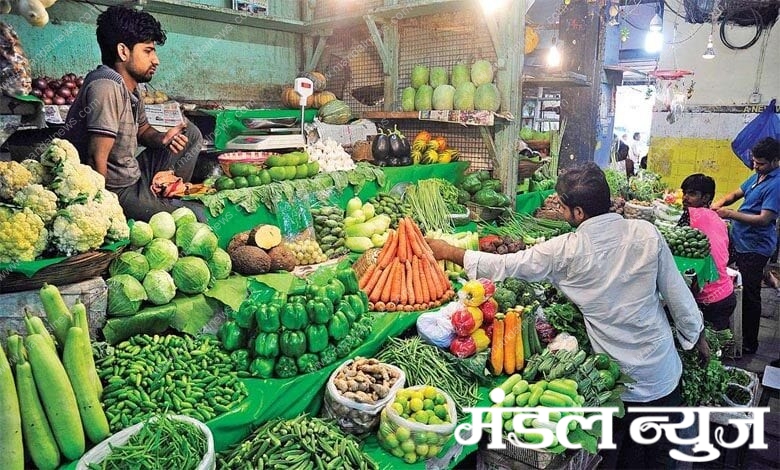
25,334 -> 85,460
0,341 -> 23,470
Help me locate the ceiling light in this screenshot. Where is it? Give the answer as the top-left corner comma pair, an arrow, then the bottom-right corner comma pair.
702,34 -> 715,59
547,39 -> 561,67
649,13 -> 663,32
644,30 -> 663,53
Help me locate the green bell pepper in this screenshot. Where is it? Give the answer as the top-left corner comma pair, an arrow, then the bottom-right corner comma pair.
274,356 -> 298,378
335,267 -> 360,294
280,329 -> 307,358
255,304 -> 281,333
342,294 -> 365,317
319,344 -> 338,366
328,310 -> 349,341
250,357 -> 276,379
217,320 -> 247,351
306,298 -> 333,325
254,332 -> 279,358
288,294 -> 308,305
281,301 -> 308,330
234,302 -> 257,329
326,279 -> 346,301
305,324 -> 329,353
229,349 -> 250,371
337,301 -> 357,325
288,279 -> 309,296
296,353 -> 321,374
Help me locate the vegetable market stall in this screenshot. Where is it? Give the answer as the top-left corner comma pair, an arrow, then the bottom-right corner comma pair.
199,162 -> 469,248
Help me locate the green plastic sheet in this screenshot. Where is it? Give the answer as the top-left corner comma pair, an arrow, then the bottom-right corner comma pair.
673,254 -> 718,286
515,189 -> 555,215
0,239 -> 129,278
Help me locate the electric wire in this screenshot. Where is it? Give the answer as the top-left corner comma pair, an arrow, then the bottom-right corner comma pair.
719,6 -> 763,50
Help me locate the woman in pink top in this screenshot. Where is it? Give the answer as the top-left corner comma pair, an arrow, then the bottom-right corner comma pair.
678,174 -> 736,330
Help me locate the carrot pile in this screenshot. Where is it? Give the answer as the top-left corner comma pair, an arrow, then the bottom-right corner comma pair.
358,217 -> 454,312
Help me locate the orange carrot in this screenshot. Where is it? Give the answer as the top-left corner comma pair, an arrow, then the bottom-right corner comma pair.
405,218 -> 425,258
359,264 -> 375,289
362,262 -> 384,294
412,256 -> 425,303
369,266 -> 391,303
376,229 -> 398,269
418,257 -> 431,303
397,220 -> 408,264
390,260 -> 402,304
408,218 -> 437,264
434,259 -> 451,293
405,260 -> 416,306
380,260 -> 397,303
424,258 -> 443,300
504,310 -> 518,374
400,263 -> 408,306
491,318 -> 505,375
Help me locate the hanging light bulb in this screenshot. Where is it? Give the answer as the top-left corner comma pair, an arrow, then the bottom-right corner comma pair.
608,4 -> 619,26
649,12 -> 663,32
702,34 -> 716,59
547,38 -> 561,67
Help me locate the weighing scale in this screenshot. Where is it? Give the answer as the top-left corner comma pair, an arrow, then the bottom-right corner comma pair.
225,78 -> 314,151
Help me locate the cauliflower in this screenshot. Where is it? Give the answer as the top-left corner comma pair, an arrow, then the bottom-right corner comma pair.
13,184 -> 58,224
20,159 -> 51,186
0,207 -> 48,263
50,200 -> 111,256
50,161 -> 104,204
40,138 -> 81,169
0,161 -> 33,201
96,189 -> 130,241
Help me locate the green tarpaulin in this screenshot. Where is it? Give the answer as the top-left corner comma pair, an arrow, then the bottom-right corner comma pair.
515,189 -> 555,215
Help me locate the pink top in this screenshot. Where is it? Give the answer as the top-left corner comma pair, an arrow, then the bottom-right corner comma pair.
688,207 -> 734,304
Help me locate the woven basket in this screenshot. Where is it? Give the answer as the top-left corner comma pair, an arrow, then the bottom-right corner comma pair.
0,249 -> 123,294
352,248 -> 381,281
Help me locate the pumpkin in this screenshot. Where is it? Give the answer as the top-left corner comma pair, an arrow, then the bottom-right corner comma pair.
281,86 -> 314,108
525,26 -> 539,54
312,91 -> 337,108
318,100 -> 352,125
302,71 -> 327,92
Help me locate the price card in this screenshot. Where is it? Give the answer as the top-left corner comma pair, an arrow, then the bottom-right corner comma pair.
144,102 -> 184,127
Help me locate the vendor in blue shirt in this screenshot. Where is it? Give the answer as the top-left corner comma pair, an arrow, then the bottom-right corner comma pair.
712,136 -> 780,355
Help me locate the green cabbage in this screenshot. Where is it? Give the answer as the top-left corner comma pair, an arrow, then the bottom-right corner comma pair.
207,247 -> 232,280
171,256 -> 211,294
175,222 -> 218,259
149,211 -> 176,240
129,221 -> 154,247
142,269 -> 177,305
109,251 -> 150,281
144,238 -> 179,271
171,206 -> 197,227
106,274 -> 147,317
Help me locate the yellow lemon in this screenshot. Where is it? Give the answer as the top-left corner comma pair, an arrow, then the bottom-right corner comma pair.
391,402 -> 404,415
427,445 -> 442,458
409,397 -> 424,412
396,426 -> 411,442
423,398 -> 435,411
423,386 -> 438,399
416,444 -> 429,457
384,433 -> 399,449
403,452 -> 418,464
400,439 -> 416,454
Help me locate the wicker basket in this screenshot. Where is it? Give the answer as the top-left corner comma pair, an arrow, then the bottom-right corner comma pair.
467,202 -> 505,222
352,248 -> 381,281
0,249 -> 123,294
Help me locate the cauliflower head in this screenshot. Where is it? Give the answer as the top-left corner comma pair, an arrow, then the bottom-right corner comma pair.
40,138 -> 81,169
13,184 -> 59,224
0,161 -> 33,201
96,189 -> 130,241
20,159 -> 51,186
50,201 -> 111,256
50,161 -> 104,204
0,207 -> 48,263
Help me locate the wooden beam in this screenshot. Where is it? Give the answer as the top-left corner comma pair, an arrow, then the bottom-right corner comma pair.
304,35 -> 329,73
309,0 -> 472,29
364,15 -> 390,67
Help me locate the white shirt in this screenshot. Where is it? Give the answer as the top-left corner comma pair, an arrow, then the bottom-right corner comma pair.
629,140 -> 647,166
463,213 -> 703,402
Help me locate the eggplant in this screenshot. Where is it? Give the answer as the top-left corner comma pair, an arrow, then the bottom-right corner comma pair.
388,157 -> 401,167
399,155 -> 412,166
398,135 -> 411,158
388,132 -> 403,157
371,129 -> 390,162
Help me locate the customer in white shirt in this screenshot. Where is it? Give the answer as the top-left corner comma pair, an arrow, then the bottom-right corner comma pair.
629,131 -> 648,168
428,162 -> 709,469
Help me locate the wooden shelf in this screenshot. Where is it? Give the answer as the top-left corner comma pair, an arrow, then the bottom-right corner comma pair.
79,0 -> 307,34
522,72 -> 591,88
362,111 -> 419,120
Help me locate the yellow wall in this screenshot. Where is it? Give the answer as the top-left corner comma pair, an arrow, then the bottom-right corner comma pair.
648,137 -> 753,206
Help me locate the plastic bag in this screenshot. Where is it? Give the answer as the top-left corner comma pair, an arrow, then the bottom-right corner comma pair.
417,310 -> 456,348
76,415 -> 215,470
322,358 -> 405,435
732,99 -> 780,168
377,385 -> 458,464
275,195 -> 326,265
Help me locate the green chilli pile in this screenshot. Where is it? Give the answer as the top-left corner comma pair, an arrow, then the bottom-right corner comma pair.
219,415 -> 378,470
97,334 -> 248,431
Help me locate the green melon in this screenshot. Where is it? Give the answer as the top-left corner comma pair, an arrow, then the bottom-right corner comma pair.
430,67 -> 448,88
432,84 -> 456,110
453,82 -> 476,111
401,87 -> 416,112
414,84 -> 433,111
411,65 -> 429,89
474,83 -> 500,112
451,63 -> 471,88
471,59 -> 494,86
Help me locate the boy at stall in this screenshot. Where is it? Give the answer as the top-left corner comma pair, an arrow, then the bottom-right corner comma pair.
678,174 -> 736,330
63,6 -> 204,222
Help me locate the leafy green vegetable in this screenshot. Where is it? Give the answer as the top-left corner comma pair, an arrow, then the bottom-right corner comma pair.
143,238 -> 179,272
107,274 -> 147,316
142,269 -> 177,305
171,256 -> 211,294
109,251 -> 150,281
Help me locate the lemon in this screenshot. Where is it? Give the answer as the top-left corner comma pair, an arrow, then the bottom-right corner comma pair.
423,398 -> 435,411
428,416 -> 442,425
434,393 -> 447,405
427,445 -> 442,458
403,453 -> 418,464
409,397 -> 424,412
390,447 -> 405,458
413,432 -> 428,445
391,402 -> 404,415
411,390 -> 425,401
400,439 -> 416,454
396,389 -> 410,401
396,426 -> 411,442
426,431 -> 441,445
415,444 -> 429,457
434,404 -> 449,420
384,433 -> 399,449
423,386 -> 437,399
413,410 -> 430,425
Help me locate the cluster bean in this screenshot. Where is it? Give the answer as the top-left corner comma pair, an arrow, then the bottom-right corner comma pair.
97,334 -> 248,431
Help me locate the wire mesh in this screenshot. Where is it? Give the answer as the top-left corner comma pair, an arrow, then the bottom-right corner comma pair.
312,0 -> 384,19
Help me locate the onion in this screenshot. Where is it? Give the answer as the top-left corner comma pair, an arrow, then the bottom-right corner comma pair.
48,80 -> 61,90
64,80 -> 77,89
31,88 -> 43,98
43,97 -> 53,105
53,96 -> 67,105
66,96 -> 76,105
57,87 -> 72,98
76,77 -> 84,87
33,77 -> 47,90
43,89 -> 55,99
